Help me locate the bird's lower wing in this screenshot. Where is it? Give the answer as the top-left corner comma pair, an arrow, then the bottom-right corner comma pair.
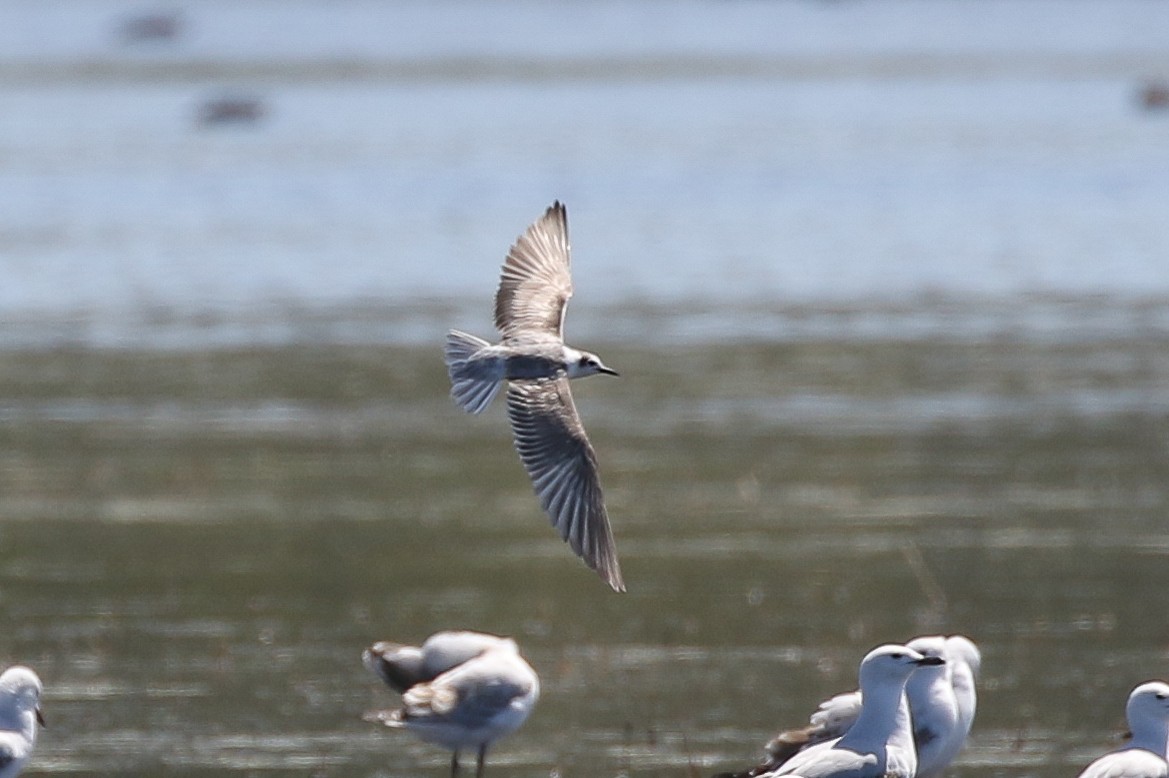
507,378 -> 624,591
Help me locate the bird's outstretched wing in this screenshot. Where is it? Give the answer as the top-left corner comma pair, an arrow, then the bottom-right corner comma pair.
507,378 -> 624,592
494,201 -> 574,339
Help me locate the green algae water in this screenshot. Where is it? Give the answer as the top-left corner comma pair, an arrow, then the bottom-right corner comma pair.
2,307 -> 1168,777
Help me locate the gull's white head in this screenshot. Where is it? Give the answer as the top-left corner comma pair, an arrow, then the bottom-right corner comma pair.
0,665 -> 44,729
1127,681 -> 1169,728
944,635 -> 982,679
565,349 -> 619,379
905,635 -> 951,689
859,644 -> 946,689
906,635 -> 947,658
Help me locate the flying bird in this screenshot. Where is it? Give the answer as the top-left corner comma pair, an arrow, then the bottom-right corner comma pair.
0,666 -> 44,778
444,201 -> 624,591
363,631 -> 540,778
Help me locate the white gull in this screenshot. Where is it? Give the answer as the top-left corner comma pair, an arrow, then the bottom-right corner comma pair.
1076,681 -> 1169,778
363,631 -> 539,778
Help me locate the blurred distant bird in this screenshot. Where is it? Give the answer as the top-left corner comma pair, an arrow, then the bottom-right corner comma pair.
363,631 -> 539,778
118,10 -> 182,43
197,95 -> 266,127
718,635 -> 978,778
1139,81 -> 1169,111
0,666 -> 45,778
444,201 -> 624,591
1075,681 -> 1169,778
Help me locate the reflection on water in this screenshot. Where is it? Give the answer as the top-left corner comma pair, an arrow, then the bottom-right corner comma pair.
2,307 -> 1167,776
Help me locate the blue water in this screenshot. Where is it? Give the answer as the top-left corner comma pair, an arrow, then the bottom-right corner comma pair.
2,0 -> 1168,346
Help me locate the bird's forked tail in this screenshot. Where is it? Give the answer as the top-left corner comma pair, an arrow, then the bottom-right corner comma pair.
444,330 -> 502,414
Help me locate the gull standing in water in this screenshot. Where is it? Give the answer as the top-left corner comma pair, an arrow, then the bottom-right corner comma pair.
899,635 -> 977,778
718,634 -> 978,778
0,666 -> 44,778
1076,681 -> 1169,778
755,644 -> 945,778
944,634 -> 980,753
444,201 -> 624,591
363,631 -> 540,778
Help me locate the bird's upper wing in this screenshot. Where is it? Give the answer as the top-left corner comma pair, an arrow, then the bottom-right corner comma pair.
494,201 -> 574,339
768,740 -> 880,778
507,378 -> 624,592
738,692 -> 862,778
808,691 -> 863,739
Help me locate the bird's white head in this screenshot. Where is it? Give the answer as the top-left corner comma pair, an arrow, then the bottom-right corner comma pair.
944,635 -> 982,680
1128,681 -> 1169,725
905,635 -> 950,688
906,635 -> 948,662
859,644 -> 945,688
565,349 -> 619,379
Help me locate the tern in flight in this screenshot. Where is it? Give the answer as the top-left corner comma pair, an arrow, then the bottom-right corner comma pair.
444,201 -> 624,591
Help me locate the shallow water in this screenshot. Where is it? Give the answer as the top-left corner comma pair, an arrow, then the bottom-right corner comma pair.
2,317 -> 1169,776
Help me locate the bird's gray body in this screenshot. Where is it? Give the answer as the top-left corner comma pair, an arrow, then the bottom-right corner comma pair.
444,201 -> 624,591
450,337 -> 577,383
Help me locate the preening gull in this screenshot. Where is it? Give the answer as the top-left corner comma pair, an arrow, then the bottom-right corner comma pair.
363,631 -> 539,778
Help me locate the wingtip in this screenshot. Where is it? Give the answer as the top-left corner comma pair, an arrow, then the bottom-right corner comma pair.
597,558 -> 626,592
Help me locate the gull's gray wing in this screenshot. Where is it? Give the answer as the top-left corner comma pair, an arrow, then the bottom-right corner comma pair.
766,739 -> 882,778
507,378 -> 624,592
400,652 -> 535,728
493,201 -> 574,339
